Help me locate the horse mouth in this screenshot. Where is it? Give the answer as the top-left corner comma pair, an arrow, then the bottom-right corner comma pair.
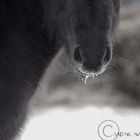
75,64 -> 106,84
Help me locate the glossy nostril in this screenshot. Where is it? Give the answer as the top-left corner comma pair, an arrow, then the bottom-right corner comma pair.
103,47 -> 111,64
74,47 -> 83,63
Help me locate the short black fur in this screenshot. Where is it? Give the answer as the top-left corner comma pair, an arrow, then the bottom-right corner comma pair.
0,0 -> 120,140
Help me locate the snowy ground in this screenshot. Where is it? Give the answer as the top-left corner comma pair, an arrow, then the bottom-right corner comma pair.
19,3 -> 140,140
19,107 -> 140,140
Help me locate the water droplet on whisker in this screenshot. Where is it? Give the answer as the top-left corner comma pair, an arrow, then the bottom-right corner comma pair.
84,76 -> 90,84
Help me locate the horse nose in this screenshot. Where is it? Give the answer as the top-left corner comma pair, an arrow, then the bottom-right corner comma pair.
74,46 -> 111,73
74,47 -> 83,64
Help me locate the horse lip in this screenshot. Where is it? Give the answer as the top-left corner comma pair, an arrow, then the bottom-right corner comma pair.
75,64 -> 106,77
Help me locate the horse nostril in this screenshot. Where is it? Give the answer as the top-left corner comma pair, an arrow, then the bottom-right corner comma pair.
74,46 -> 112,73
103,47 -> 111,64
74,47 -> 83,64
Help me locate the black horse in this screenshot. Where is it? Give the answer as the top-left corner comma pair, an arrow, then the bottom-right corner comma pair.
0,0 -> 120,140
